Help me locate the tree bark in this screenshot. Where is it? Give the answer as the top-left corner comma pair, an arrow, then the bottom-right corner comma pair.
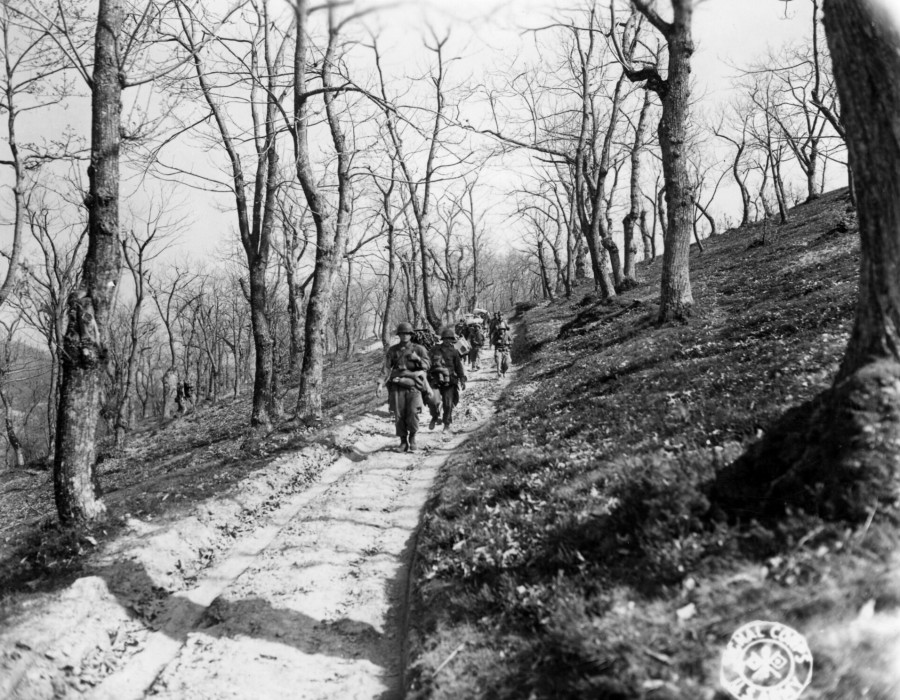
712,0 -> 900,522
294,1 -> 351,420
374,40 -> 445,331
829,0 -> 900,380
574,28 -> 616,299
185,6 -> 281,432
53,0 -> 123,524
379,176 -> 397,350
653,0 -> 695,322
623,90 -> 652,286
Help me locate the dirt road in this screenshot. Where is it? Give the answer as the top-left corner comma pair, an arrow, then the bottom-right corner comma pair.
1,358 -> 510,700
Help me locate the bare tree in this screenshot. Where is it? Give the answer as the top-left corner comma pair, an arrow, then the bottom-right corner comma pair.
54,0 -> 124,523
113,201 -> 174,445
148,266 -> 199,420
291,1 -> 355,421
369,160 -> 403,349
14,201 -> 86,461
614,0 -> 696,322
275,192 -> 311,375
0,2 -> 68,312
713,99 -> 755,228
172,0 -> 285,432
373,33 -> 469,331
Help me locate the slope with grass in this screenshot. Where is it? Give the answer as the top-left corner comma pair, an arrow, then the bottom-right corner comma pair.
406,188 -> 900,700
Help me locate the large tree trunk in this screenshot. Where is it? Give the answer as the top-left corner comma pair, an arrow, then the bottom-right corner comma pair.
654,0 -> 695,322
829,1 -> 900,381
294,1 -> 350,420
712,0 -> 900,522
249,256 -> 275,429
53,0 -> 123,524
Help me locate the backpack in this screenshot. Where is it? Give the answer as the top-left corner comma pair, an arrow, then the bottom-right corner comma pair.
496,329 -> 511,348
454,336 -> 471,357
429,346 -> 455,387
470,325 -> 484,346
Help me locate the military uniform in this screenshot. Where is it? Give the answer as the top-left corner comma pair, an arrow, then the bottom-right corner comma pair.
493,321 -> 512,378
467,322 -> 485,370
381,336 -> 431,451
429,331 -> 468,431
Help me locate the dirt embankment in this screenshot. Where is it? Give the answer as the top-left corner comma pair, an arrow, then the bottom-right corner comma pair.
1,348 -> 513,700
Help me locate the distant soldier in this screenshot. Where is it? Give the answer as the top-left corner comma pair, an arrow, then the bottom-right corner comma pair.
428,327 -> 468,432
493,319 -> 512,378
377,321 -> 431,452
489,311 -> 501,338
454,318 -> 468,341
467,319 -> 485,371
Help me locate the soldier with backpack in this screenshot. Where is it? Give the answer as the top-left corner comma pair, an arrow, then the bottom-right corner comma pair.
489,311 -> 501,339
493,319 -> 512,378
428,327 -> 467,432
467,319 -> 485,371
376,321 -> 431,452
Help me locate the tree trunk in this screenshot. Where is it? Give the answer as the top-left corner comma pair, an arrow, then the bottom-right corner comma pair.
537,242 -> 554,301
771,155 -> 789,223
114,296 -> 142,447
733,144 -> 751,228
343,260 -> 353,358
655,0 -> 695,322
249,256 -> 275,429
573,28 -> 615,299
54,0 -> 123,524
0,388 -> 24,468
639,209 -> 653,261
654,185 -> 667,243
623,91 -> 652,286
47,339 -> 60,460
829,0 -> 900,381
381,201 -> 396,350
293,1 -> 351,420
286,226 -> 305,374
712,0 -> 900,522
693,197 -> 717,237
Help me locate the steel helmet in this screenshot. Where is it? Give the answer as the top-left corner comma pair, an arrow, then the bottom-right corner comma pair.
440,327 -> 456,340
396,321 -> 414,334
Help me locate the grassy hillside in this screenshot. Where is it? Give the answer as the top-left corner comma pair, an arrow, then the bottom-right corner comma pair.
406,188 -> 900,699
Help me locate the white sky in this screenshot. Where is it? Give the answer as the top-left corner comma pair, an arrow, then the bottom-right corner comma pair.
2,0 -> 821,262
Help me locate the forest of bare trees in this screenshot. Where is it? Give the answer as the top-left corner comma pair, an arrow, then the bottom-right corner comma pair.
0,0 -> 851,523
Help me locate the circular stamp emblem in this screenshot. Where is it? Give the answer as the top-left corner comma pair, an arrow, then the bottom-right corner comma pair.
720,621 -> 813,700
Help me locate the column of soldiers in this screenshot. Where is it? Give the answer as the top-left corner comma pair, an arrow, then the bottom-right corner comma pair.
378,313 -> 512,452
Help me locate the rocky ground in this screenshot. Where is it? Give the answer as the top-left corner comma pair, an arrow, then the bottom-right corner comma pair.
0,350 -> 513,699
